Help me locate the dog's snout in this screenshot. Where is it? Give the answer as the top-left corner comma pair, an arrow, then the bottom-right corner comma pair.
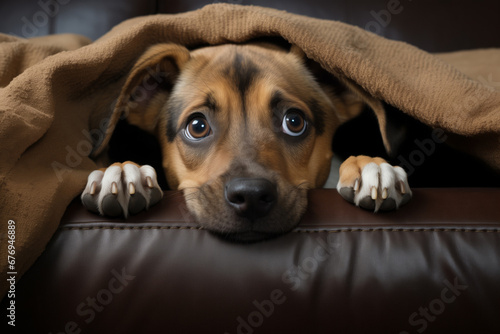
225,178 -> 277,220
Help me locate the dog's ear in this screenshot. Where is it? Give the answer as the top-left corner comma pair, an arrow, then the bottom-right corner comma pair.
92,44 -> 190,158
114,43 -> 190,134
290,45 -> 397,155
290,45 -> 366,128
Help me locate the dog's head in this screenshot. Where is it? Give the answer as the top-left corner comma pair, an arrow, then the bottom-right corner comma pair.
115,42 -> 361,241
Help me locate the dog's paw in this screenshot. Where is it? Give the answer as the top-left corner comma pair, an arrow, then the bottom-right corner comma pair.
336,155 -> 412,212
81,162 -> 162,217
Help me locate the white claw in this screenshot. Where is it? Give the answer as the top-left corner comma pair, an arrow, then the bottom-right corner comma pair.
146,176 -> 153,189
90,181 -> 97,196
111,182 -> 118,195
382,188 -> 388,199
129,182 -> 136,195
399,180 -> 406,194
371,186 -> 378,200
353,178 -> 360,192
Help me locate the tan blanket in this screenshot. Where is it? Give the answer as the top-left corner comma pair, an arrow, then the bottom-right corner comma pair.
1,4 -> 499,297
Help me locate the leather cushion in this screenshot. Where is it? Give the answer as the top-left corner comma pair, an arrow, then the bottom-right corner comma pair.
3,188 -> 500,333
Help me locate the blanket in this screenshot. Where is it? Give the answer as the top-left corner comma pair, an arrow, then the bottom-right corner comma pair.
1,4 -> 499,297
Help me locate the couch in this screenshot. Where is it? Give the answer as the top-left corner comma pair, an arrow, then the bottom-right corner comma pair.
1,1 -> 499,333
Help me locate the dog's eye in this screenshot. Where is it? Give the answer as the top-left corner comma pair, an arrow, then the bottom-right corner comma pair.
282,109 -> 307,136
186,115 -> 211,140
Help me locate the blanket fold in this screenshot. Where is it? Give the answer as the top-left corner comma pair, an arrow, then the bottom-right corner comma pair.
1,4 -> 499,297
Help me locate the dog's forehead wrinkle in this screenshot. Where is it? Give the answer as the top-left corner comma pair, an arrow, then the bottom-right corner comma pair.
219,50 -> 261,109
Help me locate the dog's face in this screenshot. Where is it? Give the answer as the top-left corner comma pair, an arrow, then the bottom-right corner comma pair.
121,43 -> 347,241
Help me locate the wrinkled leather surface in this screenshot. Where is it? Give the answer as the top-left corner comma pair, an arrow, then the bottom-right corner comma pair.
4,189 -> 500,334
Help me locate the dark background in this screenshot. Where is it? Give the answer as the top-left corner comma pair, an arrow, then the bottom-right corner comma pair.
1,0 -> 499,52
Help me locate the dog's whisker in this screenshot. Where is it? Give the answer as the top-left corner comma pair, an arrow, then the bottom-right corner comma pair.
294,181 -> 311,191
183,192 -> 201,203
163,191 -> 185,200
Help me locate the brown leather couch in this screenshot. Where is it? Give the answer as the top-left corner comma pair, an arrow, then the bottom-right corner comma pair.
2,1 -> 500,333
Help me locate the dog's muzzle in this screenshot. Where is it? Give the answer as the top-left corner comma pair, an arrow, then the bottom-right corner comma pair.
186,164 -> 307,243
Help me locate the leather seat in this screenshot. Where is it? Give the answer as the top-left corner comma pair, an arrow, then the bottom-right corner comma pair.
4,189 -> 500,333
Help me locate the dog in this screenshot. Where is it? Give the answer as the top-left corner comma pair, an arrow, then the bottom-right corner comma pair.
81,42 -> 412,242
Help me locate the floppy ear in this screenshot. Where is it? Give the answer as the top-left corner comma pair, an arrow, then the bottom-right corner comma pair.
290,45 -> 365,128
117,43 -> 190,133
93,44 -> 190,157
290,45 -> 396,155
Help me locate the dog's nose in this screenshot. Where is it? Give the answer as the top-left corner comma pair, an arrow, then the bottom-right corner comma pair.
225,178 -> 277,220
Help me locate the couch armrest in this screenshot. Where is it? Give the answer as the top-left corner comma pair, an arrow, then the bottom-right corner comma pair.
4,188 -> 500,333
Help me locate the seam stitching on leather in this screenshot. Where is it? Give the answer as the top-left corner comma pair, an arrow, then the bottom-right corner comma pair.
58,226 -> 500,233
295,228 -> 500,233
59,226 -> 203,231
